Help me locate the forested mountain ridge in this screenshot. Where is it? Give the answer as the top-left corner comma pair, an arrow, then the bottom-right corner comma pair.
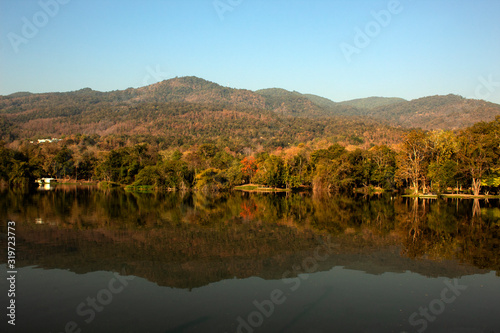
1,76 -> 500,146
132,76 -> 267,109
311,94 -> 500,130
1,76 -> 266,111
338,96 -> 407,110
302,93 -> 339,110
254,89 -> 500,130
255,88 -> 330,117
367,94 -> 500,130
256,88 -> 363,117
0,77 -> 403,146
251,88 -> 500,131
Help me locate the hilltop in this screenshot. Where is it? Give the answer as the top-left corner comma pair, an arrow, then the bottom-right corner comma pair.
338,96 -> 407,110
367,94 -> 500,130
0,77 -> 401,147
1,76 -> 500,147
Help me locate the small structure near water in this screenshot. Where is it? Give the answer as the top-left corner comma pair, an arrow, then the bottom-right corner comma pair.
36,178 -> 56,190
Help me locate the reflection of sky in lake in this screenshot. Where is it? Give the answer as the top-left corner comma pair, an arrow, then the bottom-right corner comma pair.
2,265 -> 499,333
0,188 -> 499,332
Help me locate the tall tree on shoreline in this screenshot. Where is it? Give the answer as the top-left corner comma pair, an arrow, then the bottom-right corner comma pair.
457,118 -> 500,196
395,130 -> 430,194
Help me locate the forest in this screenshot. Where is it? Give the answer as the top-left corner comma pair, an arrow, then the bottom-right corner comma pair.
1,116 -> 499,196
1,77 -> 500,195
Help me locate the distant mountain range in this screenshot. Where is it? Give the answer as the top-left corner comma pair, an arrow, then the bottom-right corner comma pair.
1,76 -> 499,146
338,96 -> 407,110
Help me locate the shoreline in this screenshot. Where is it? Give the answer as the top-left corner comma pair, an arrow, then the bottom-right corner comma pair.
233,185 -> 291,193
403,193 -> 500,199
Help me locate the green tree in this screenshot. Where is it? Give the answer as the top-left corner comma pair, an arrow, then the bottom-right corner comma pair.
427,130 -> 458,164
312,154 -> 354,193
9,161 -> 31,186
310,143 -> 346,165
160,159 -> 194,190
481,168 -> 500,194
96,149 -> 123,182
195,168 -> 229,192
96,145 -> 153,184
0,144 -> 14,182
198,143 -> 219,159
348,149 -> 371,188
427,159 -> 458,192
75,151 -> 98,181
284,153 -> 311,189
133,165 -> 162,186
253,155 -> 285,188
211,151 -> 234,169
369,145 -> 396,189
226,160 -> 244,187
457,119 -> 500,195
52,146 -> 75,179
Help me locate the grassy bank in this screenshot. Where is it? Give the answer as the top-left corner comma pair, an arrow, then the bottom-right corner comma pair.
402,193 -> 500,199
234,184 -> 291,192
440,194 -> 500,199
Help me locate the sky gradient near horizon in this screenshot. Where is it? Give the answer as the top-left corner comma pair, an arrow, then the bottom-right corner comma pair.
1,0 -> 499,104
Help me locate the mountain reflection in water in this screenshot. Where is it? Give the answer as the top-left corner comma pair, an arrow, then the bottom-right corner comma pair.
0,187 -> 499,333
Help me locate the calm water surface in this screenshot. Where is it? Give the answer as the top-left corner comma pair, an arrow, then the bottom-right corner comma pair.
1,186 -> 499,333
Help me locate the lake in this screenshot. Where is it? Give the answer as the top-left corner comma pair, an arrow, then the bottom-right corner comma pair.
1,186 -> 499,333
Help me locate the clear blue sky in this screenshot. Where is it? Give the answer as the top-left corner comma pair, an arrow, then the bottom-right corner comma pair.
1,0 -> 499,103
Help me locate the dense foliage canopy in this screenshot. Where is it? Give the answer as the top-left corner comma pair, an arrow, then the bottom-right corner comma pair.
1,117 -> 499,195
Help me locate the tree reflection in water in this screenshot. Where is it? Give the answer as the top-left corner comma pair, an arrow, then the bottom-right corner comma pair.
0,186 -> 498,288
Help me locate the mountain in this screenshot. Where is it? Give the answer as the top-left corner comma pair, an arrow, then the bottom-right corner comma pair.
339,97 -> 407,110
132,76 -> 266,109
1,76 -> 499,147
367,94 -> 500,130
7,92 -> 33,98
0,77 -> 342,118
0,77 -> 404,148
0,77 -> 266,113
302,94 -> 337,109
255,88 -> 328,117
307,94 -> 500,130
255,88 -> 367,117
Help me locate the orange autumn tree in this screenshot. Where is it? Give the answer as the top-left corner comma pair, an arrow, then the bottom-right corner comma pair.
240,156 -> 258,183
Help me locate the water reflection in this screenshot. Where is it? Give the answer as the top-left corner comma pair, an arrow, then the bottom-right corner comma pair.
0,187 -> 498,289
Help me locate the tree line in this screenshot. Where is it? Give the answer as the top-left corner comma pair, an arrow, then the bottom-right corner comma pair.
1,117 -> 499,195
